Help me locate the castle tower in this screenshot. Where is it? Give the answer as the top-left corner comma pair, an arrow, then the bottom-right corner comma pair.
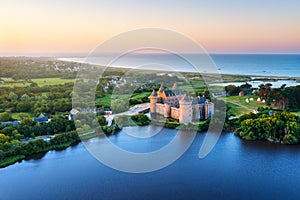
179,95 -> 192,123
172,82 -> 177,90
159,83 -> 164,92
157,83 -> 166,99
149,90 -> 158,113
164,103 -> 171,118
205,101 -> 214,119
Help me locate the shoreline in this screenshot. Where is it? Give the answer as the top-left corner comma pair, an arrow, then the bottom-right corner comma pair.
0,141 -> 79,168
2,121 -> 298,169
57,56 -> 300,79
58,57 -> 300,87
2,108 -> 300,169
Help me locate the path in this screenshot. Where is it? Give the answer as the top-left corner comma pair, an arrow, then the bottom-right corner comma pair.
105,103 -> 150,126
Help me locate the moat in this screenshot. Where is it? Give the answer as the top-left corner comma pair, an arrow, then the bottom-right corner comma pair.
1,125 -> 300,199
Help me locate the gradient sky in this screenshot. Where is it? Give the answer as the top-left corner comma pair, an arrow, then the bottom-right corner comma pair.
1,0 -> 300,55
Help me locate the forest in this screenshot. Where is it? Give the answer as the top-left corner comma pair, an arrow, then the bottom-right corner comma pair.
233,108 -> 300,144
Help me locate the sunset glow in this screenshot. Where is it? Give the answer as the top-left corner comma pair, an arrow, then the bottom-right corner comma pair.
1,0 -> 300,55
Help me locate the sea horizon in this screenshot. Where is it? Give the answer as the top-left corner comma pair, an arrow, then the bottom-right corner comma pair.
1,52 -> 300,57
56,54 -> 300,78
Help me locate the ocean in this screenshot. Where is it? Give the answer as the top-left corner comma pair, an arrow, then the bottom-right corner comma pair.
59,54 -> 300,78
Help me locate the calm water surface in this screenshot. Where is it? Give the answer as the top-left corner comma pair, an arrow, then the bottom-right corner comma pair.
60,54 -> 300,77
1,126 -> 300,199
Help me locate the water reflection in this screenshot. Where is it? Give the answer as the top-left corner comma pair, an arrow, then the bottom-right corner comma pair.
1,127 -> 300,199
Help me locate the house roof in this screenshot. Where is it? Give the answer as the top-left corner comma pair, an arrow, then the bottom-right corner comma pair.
38,113 -> 46,118
70,108 -> 80,115
33,117 -> 49,123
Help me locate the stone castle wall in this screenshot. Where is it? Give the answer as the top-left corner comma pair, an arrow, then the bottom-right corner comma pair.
179,102 -> 192,123
205,103 -> 214,119
155,103 -> 165,116
191,104 -> 200,121
171,107 -> 180,119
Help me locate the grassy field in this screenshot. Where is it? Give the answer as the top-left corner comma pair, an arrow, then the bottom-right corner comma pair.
225,102 -> 251,116
95,94 -> 112,107
95,92 -> 151,108
0,77 -> 74,87
219,95 -> 300,117
218,95 -> 266,117
130,92 -> 151,102
11,112 -> 35,120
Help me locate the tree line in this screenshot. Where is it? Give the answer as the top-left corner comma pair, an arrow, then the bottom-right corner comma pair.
233,108 -> 300,144
257,84 -> 300,110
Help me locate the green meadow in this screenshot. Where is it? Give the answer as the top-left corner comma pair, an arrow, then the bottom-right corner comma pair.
218,95 -> 266,117
95,92 -> 151,108
0,77 -> 74,87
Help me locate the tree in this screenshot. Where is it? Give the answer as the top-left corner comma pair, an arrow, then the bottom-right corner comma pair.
12,130 -> 23,140
0,133 -> 9,143
6,92 -> 18,102
0,112 -> 13,122
236,111 -> 300,144
20,94 -> 31,102
203,89 -> 211,100
97,110 -> 106,116
225,85 -> 241,96
21,118 -> 36,126
1,126 -> 15,137
240,83 -> 252,94
97,116 -> 108,126
111,99 -> 128,114
16,102 -> 32,112
131,114 -> 150,125
283,134 -> 298,145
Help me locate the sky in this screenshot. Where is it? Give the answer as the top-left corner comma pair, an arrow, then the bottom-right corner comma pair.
0,0 -> 300,55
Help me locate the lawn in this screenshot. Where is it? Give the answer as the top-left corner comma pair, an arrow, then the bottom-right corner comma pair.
180,79 -> 207,93
218,95 -> 266,117
130,92 -> 151,101
95,92 -> 151,108
0,77 -> 74,87
95,94 -> 112,107
11,112 -> 35,120
225,102 -> 252,116
33,78 -> 74,86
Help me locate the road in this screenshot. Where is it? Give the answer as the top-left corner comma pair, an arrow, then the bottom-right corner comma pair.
105,103 -> 150,125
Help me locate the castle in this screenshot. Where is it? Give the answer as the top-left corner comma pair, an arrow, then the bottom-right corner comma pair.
149,83 -> 214,123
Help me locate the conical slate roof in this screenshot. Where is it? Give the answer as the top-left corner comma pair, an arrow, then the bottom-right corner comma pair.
158,83 -> 164,92
150,89 -> 157,96
172,82 -> 177,90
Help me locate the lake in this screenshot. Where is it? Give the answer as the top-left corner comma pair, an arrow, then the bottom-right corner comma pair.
1,125 -> 300,199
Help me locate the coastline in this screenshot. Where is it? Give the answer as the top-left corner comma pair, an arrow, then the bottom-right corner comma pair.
56,57 -> 300,87
57,54 -> 300,79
